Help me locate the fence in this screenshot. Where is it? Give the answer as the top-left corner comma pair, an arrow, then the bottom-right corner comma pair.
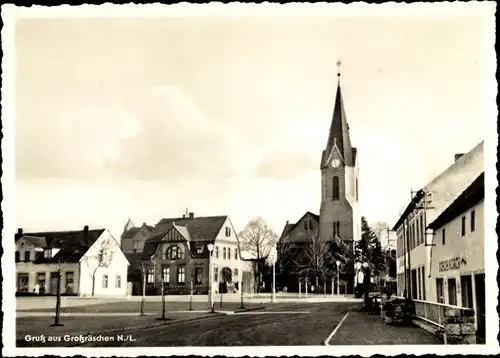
413,299 -> 448,327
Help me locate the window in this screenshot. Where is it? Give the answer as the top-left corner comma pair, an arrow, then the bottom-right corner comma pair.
196,245 -> 203,254
223,247 -> 226,259
235,248 -> 238,260
420,214 -> 425,245
461,216 -> 466,236
102,274 -> 109,289
214,267 -> 219,282
195,267 -> 203,285
448,278 -> 457,306
356,178 -> 359,202
166,245 -> 184,260
228,248 -> 231,260
36,272 -> 46,294
225,227 -> 231,237
234,268 -> 239,277
24,251 -> 31,262
422,267 -> 426,300
44,249 -> 52,259
470,210 -> 476,232
333,221 -> 340,237
15,251 -> 20,262
442,228 -> 446,245
147,269 -> 154,283
215,246 -> 219,259
436,278 -> 444,303
177,267 -> 185,284
115,275 -> 122,288
332,176 -> 340,200
133,240 -> 141,253
163,267 -> 170,284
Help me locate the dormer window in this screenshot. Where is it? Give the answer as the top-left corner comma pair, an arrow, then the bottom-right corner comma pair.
24,251 -> 30,262
165,245 -> 184,260
44,249 -> 52,259
196,245 -> 204,254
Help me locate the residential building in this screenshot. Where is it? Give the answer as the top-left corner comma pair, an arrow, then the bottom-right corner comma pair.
138,213 -> 254,295
427,172 -> 485,338
121,220 -> 154,255
15,226 -> 129,296
393,140 -> 484,301
278,75 -> 360,294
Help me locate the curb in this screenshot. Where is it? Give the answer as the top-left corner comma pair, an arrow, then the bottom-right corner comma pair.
16,313 -> 225,348
234,306 -> 267,313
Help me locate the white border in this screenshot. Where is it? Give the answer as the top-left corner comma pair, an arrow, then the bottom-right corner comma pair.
2,2 -> 498,356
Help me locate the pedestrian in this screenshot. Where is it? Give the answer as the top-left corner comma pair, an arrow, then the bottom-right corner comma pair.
34,282 -> 40,295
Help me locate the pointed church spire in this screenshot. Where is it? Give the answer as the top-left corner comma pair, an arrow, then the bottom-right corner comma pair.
322,61 -> 354,167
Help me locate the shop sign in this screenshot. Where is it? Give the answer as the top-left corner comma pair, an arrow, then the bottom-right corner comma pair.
439,256 -> 467,272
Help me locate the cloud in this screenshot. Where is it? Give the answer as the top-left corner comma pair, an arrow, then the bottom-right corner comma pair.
113,86 -> 239,184
255,148 -> 317,181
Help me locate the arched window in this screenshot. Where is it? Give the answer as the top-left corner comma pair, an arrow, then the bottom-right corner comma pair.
165,245 -> 184,260
332,176 -> 340,200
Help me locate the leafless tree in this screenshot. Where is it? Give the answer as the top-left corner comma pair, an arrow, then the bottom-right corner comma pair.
138,261 -> 148,316
51,256 -> 68,327
83,238 -> 115,296
238,217 -> 278,292
292,232 -> 333,291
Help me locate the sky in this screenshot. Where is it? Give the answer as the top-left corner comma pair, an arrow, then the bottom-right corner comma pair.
13,4 -> 495,240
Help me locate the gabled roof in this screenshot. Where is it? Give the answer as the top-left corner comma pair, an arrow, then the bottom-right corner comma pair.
279,211 -> 319,242
16,228 -> 105,264
428,172 -> 484,230
141,216 -> 228,260
322,82 -> 355,168
121,223 -> 154,239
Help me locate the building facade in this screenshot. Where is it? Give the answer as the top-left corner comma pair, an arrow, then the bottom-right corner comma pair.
138,214 -> 254,295
393,141 -> 484,301
15,226 -> 129,297
278,77 -> 360,294
427,173 -> 485,338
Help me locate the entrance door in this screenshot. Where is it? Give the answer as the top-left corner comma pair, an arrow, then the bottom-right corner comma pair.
50,273 -> 59,295
448,278 -> 457,306
474,273 -> 486,339
460,275 -> 473,308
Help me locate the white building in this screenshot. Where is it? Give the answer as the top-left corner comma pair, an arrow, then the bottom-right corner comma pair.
15,226 -> 129,297
427,172 -> 485,338
393,141 -> 483,301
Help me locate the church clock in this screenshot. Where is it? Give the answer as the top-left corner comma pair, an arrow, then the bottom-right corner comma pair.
331,159 -> 341,168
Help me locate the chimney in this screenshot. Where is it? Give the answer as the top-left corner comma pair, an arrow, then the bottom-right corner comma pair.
18,228 -> 23,236
189,212 -> 194,219
182,214 -> 186,219
454,153 -> 465,162
286,221 -> 289,225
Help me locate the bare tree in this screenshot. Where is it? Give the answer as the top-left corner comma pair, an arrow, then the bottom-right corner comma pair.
83,238 -> 115,296
238,217 -> 278,292
138,262 -> 148,316
50,256 -> 68,327
292,232 -> 333,291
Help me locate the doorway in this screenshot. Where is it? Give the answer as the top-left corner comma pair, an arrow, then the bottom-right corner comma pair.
474,273 -> 485,339
460,275 -> 473,308
50,272 -> 59,295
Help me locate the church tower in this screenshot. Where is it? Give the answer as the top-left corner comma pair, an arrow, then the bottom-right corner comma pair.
319,65 -> 360,254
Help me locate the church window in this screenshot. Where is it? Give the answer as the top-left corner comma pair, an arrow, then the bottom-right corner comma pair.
332,176 -> 340,200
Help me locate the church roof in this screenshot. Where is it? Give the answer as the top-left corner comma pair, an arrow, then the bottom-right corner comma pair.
322,82 -> 355,168
278,211 -> 319,243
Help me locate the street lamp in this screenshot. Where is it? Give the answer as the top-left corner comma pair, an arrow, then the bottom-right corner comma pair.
269,249 -> 277,304
362,262 -> 370,306
207,243 -> 215,313
336,260 -> 341,296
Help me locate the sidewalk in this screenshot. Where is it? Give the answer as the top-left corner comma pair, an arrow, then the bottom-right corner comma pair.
326,311 -> 443,345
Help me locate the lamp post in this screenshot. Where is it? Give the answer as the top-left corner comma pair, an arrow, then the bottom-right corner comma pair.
269,249 -> 277,304
355,262 -> 362,297
336,260 -> 341,296
207,243 -> 215,313
362,261 -> 370,306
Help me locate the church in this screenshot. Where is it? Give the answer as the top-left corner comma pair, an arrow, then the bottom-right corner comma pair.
277,70 -> 361,294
